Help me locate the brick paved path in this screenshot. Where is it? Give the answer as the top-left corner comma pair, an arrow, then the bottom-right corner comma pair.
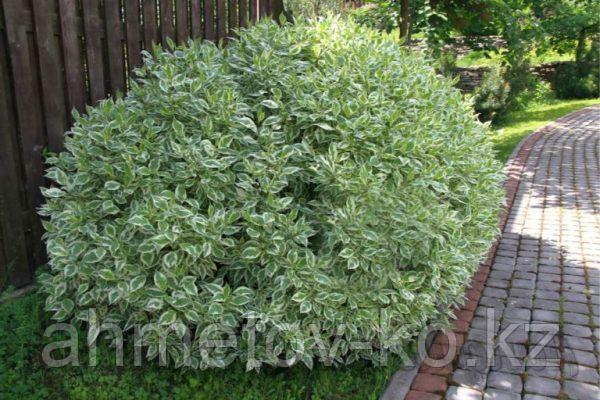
440,107 -> 600,400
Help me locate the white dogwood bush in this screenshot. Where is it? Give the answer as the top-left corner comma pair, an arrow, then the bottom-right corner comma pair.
39,17 -> 503,369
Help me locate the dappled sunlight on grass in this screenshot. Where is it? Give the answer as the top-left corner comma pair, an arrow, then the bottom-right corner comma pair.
491,98 -> 600,162
456,48 -> 574,68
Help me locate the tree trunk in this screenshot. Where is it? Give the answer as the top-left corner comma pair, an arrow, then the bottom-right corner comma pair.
575,27 -> 587,64
399,0 -> 410,42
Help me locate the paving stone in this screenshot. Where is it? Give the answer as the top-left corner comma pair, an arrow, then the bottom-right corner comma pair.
563,282 -> 587,293
469,328 -> 494,344
491,356 -> 525,374
510,295 -> 535,308
529,331 -> 559,347
490,270 -> 513,280
501,328 -> 528,345
452,369 -> 487,390
502,307 -> 531,322
525,365 -> 561,380
537,273 -> 560,283
523,376 -> 561,397
534,290 -> 559,301
563,335 -> 594,351
562,324 -> 592,338
538,265 -> 560,275
458,353 -> 490,371
563,380 -> 600,400
563,363 -> 600,384
487,279 -> 510,289
486,372 -> 522,393
483,389 -> 520,400
470,317 -> 490,330
406,391 -> 442,400
484,287 -> 509,299
535,281 -> 560,291
522,395 -> 553,400
562,292 -> 588,303
445,386 -> 483,400
480,296 -> 506,309
563,301 -> 590,314
532,299 -> 559,311
514,271 -> 536,280
512,279 -> 535,290
496,343 -> 527,358
531,309 -> 559,323
563,274 -> 586,284
562,312 -> 589,325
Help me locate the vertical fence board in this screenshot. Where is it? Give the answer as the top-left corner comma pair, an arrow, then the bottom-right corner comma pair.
190,0 -> 202,39
228,0 -> 238,37
58,0 -> 88,112
31,0 -> 68,152
104,0 -> 126,95
0,9 -> 31,288
3,0 -> 46,269
143,0 -> 159,47
238,0 -> 247,28
175,0 -> 189,43
249,0 -> 257,23
259,0 -> 268,18
160,0 -> 174,44
125,0 -> 142,71
203,0 -> 214,40
82,0 -> 106,103
215,0 -> 225,41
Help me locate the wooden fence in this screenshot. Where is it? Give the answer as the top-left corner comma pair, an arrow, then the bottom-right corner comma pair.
0,0 -> 283,290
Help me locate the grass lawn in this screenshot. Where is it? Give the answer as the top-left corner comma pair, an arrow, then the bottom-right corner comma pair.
456,48 -> 574,68
0,291 -> 404,400
491,98 -> 600,162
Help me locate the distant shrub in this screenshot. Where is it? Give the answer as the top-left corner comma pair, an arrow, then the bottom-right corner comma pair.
349,4 -> 398,33
436,51 -> 458,78
284,0 -> 344,17
554,62 -> 599,99
472,66 -> 510,122
39,18 -> 503,370
512,79 -> 554,109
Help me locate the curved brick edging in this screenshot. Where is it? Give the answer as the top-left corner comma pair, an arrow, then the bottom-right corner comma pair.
387,106 -> 599,400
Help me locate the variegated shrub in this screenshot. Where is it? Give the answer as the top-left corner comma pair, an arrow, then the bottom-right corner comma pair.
39,17 -> 503,369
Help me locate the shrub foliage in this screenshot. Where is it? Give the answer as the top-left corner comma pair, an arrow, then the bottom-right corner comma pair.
40,18 -> 503,369
472,66 -> 511,122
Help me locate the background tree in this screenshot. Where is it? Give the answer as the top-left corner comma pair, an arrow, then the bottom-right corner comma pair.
531,0 -> 599,63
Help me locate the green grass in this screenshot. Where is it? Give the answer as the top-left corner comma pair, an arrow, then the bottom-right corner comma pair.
456,48 -> 574,68
0,291 -> 404,400
491,98 -> 600,162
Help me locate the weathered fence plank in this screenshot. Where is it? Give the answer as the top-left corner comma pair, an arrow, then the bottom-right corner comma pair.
204,0 -> 215,40
0,13 -> 31,288
190,0 -> 202,39
176,0 -> 189,43
83,0 -> 107,103
125,0 -> 143,71
104,0 -> 127,95
58,0 -> 87,111
142,0 -> 159,47
31,0 -> 68,152
3,0 -> 46,270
